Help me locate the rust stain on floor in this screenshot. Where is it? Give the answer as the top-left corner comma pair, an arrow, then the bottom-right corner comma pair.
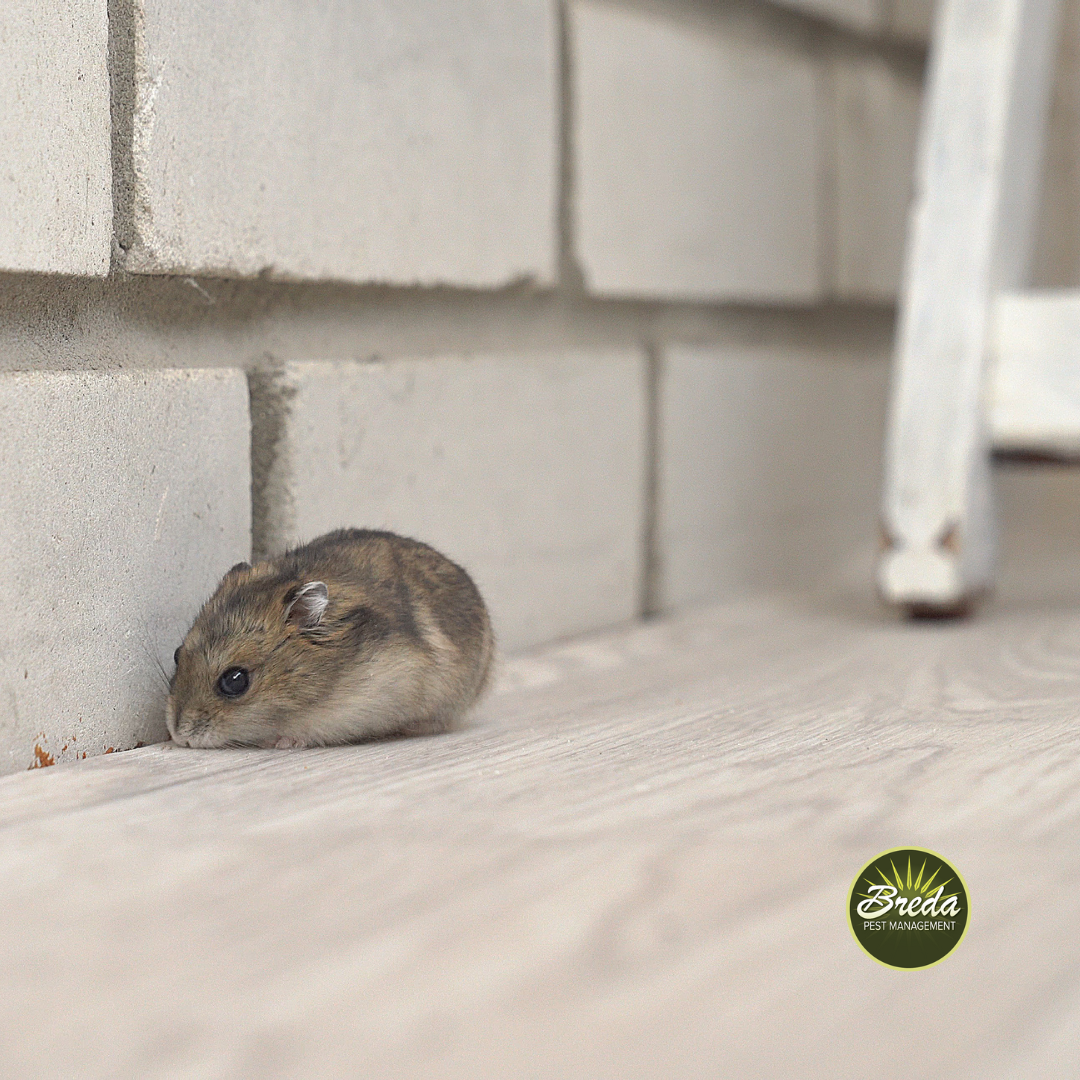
28,744 -> 55,769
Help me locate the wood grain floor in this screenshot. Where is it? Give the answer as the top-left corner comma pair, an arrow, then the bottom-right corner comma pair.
2,590 -> 1080,1078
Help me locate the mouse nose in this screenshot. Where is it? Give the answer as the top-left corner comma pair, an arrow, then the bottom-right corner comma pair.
166,696 -> 192,746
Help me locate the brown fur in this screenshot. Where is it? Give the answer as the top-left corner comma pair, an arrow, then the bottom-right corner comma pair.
167,529 -> 495,748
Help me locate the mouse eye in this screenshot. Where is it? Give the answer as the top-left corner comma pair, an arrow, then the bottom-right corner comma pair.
173,647 -> 181,667
217,667 -> 250,698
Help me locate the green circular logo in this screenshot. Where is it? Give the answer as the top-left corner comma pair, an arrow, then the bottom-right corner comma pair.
848,848 -> 969,969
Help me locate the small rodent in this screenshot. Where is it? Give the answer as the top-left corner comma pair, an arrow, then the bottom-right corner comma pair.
167,528 -> 494,748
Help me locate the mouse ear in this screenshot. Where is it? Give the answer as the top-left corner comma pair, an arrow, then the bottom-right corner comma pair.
284,581 -> 329,630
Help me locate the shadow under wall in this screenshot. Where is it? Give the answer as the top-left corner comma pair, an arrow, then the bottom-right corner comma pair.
995,461 -> 1080,607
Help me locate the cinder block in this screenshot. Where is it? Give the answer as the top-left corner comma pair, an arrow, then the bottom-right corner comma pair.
121,0 -> 557,287
888,0 -> 936,41
771,0 -> 882,32
252,353 -> 647,653
0,370 -> 250,775
570,1 -> 823,302
0,1 -> 111,275
657,343 -> 889,612
832,55 -> 922,300
770,0 -> 934,39
1034,0 -> 1080,288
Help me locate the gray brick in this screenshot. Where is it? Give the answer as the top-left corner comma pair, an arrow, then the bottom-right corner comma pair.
121,0 -> 558,287
0,370 -> 250,774
657,343 -> 888,611
889,0 -> 936,41
570,0 -> 823,302
833,55 -> 922,300
0,1 -> 111,275
252,353 -> 647,653
771,0 -> 882,31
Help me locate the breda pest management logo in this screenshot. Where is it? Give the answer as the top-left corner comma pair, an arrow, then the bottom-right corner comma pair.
848,848 -> 969,969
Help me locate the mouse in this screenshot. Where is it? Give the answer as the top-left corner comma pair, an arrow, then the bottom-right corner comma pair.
167,528 -> 494,749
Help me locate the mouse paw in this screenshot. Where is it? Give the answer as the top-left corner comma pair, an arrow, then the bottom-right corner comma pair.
274,735 -> 306,749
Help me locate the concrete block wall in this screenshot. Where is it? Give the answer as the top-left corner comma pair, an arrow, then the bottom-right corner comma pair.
0,0 -> 111,274
0,370 -> 249,772
251,353 -> 647,653
570,1 -> 823,302
832,53 -> 922,300
1035,0 -> 1080,288
115,0 -> 558,286
772,0 -> 934,38
656,338 -> 889,613
23,0 -> 1080,774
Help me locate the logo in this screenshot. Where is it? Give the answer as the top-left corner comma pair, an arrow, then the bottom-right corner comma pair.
848,848 -> 969,969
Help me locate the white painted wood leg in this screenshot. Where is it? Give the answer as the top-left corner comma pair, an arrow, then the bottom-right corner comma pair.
879,0 -> 1060,613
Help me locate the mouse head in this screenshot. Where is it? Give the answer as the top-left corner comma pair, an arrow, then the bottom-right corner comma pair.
167,561 -> 332,748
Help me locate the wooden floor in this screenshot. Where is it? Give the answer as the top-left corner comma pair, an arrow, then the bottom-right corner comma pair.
3,589 -> 1080,1078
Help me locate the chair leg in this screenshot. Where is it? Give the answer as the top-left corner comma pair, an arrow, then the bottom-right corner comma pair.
878,0 -> 1060,614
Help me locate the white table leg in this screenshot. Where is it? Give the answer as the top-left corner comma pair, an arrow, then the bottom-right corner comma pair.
879,0 -> 1060,613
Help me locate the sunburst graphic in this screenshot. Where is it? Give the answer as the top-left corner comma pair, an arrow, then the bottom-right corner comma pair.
855,854 -> 959,909
848,848 -> 969,969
